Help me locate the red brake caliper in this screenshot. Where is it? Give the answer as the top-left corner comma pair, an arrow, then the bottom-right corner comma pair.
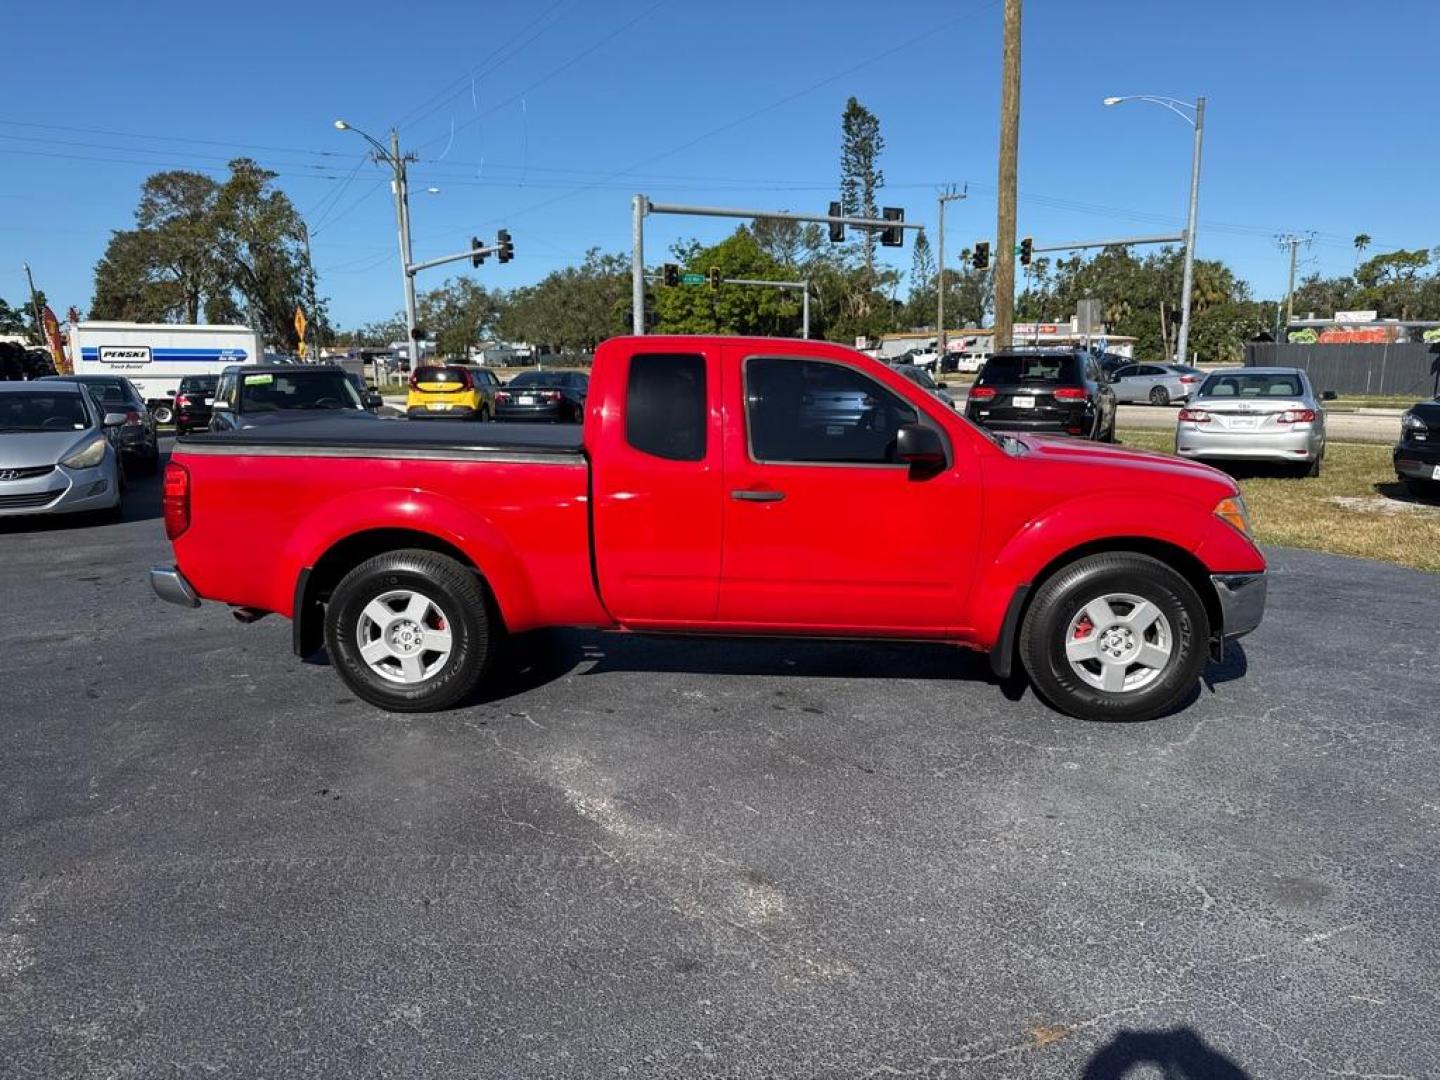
1073,615 -> 1094,640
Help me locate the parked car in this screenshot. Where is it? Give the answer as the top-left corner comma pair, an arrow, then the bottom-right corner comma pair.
405,364 -> 500,420
1175,367 -> 1332,477
209,365 -> 377,432
1096,352 -> 1133,380
966,349 -> 1117,441
1108,363 -> 1202,406
0,381 -> 125,519
1393,395 -> 1440,499
151,335 -> 1267,725
39,373 -> 159,472
345,373 -> 385,413
889,362 -> 958,409
494,370 -> 588,422
174,375 -> 219,436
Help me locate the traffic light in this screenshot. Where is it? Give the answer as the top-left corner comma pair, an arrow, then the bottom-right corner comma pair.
1019,236 -> 1033,266
471,236 -> 487,268
662,263 -> 680,287
972,242 -> 990,270
496,228 -> 514,263
828,201 -> 845,243
880,207 -> 904,247
708,266 -> 722,290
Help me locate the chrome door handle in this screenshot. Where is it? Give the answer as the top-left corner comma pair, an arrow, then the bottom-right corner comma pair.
731,489 -> 785,502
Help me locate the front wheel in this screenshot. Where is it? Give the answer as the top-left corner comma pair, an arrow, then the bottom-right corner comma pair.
324,549 -> 496,712
1019,552 -> 1210,722
1149,386 -> 1170,406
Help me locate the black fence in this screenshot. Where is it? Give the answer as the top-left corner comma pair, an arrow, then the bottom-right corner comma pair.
1244,342 -> 1440,397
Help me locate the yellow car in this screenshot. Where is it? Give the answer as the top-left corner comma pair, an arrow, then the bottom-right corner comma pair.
405,364 -> 501,420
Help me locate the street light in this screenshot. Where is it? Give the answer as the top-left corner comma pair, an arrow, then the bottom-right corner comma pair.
333,119 -> 419,354
1104,94 -> 1206,365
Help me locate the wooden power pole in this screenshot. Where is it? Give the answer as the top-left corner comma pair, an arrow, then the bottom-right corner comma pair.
993,0 -> 1022,350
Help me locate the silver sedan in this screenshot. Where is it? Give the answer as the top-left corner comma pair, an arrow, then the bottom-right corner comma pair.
1175,367 -> 1329,477
1108,363 -> 1202,406
0,382 -> 126,518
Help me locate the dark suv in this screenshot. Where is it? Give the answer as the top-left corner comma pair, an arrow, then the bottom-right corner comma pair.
208,365 -> 376,432
1394,396 -> 1440,499
965,349 -> 1116,441
175,375 -> 219,435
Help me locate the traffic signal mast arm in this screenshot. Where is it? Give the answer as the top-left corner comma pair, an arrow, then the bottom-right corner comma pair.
407,229 -> 515,276
642,199 -> 924,236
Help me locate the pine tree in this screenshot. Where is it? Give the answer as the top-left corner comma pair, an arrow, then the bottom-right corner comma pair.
839,97 -> 885,281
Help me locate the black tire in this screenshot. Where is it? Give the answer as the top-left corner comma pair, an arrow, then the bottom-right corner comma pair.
1149,386 -> 1170,406
151,404 -> 173,425
324,549 -> 496,712
1018,552 -> 1210,723
1301,454 -> 1322,478
1403,476 -> 1440,500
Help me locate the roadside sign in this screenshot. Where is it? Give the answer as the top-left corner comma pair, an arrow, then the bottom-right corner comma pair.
297,341 -> 308,360
680,273 -> 706,285
293,306 -> 307,340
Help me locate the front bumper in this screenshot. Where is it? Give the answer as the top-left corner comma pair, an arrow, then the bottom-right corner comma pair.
1177,425 -> 1321,462
1212,572 -> 1266,641
150,565 -> 201,608
1393,440 -> 1440,481
0,462 -> 118,517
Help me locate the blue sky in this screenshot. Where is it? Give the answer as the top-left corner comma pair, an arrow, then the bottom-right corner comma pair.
3,0 -> 1436,329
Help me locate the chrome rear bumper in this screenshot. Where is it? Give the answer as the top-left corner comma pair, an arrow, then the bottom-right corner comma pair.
150,565 -> 201,608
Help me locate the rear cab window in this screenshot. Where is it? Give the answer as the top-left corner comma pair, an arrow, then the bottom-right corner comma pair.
626,354 -> 706,461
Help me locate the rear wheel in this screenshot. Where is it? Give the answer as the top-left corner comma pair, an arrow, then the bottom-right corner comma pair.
151,404 -> 173,425
1301,454 -> 1322,478
324,549 -> 495,712
1149,386 -> 1170,406
1019,552 -> 1210,722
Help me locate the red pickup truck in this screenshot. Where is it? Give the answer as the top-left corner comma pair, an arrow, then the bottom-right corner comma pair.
151,335 -> 1266,722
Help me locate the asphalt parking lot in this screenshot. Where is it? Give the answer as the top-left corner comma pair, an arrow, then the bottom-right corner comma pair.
2,443 -> 1438,1078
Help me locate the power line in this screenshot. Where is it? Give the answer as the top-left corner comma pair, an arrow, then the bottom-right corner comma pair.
0,117 -> 345,160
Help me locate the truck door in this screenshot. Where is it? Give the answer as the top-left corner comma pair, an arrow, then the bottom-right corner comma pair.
717,347 -> 977,634
590,346 -> 724,626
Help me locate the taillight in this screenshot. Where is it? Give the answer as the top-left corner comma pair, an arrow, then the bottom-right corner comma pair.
163,461 -> 190,540
1178,408 -> 1210,423
124,409 -> 143,425
969,386 -> 997,400
1179,376 -> 1198,384
175,394 -> 192,408
495,390 -> 511,402
1052,387 -> 1088,401
1276,409 -> 1316,424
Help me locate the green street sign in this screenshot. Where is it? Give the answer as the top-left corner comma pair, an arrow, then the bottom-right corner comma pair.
680,273 -> 706,285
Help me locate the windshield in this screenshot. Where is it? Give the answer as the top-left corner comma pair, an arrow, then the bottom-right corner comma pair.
507,371 -> 564,388
978,355 -> 1079,385
238,371 -> 362,412
0,391 -> 93,432
180,376 -> 218,393
413,366 -> 469,385
1199,372 -> 1304,399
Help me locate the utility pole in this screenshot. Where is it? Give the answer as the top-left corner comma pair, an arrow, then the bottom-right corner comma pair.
993,0 -> 1022,350
1176,97 -> 1205,365
22,263 -> 44,345
1276,233 -> 1313,334
936,186 -> 966,359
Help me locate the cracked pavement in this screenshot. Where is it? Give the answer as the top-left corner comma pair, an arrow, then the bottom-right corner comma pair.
1,448 -> 1437,1078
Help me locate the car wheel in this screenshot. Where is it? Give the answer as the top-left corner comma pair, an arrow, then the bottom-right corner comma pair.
324,549 -> 496,712
1302,454 -> 1322,478
1149,386 -> 1170,406
151,404 -> 174,425
1018,552 -> 1210,723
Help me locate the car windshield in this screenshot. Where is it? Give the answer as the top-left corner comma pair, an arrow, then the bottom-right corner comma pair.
238,372 -> 362,412
1199,373 -> 1303,399
0,391 -> 92,432
180,377 -> 218,393
978,355 -> 1078,384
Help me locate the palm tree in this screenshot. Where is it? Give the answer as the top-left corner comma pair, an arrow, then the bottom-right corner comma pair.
1353,233 -> 1371,271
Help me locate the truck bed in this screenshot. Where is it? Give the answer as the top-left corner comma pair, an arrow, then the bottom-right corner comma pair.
179,417 -> 585,460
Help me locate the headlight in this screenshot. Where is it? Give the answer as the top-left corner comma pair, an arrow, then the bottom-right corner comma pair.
60,435 -> 108,470
1401,411 -> 1426,433
1214,495 -> 1251,536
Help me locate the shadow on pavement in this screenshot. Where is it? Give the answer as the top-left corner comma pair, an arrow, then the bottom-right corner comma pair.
1082,1026 -> 1250,1079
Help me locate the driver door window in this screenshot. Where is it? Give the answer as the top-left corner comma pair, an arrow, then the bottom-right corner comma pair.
746,356 -> 917,466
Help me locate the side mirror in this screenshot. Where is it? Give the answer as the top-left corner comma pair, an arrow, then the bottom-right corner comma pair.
896,423 -> 946,472
1321,390 -> 1338,402
363,392 -> 384,410
102,412 -> 128,428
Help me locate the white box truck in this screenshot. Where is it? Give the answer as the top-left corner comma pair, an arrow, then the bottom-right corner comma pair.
68,322 -> 262,422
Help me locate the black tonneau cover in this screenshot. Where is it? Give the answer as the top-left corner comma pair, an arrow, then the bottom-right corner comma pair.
178,417 -> 584,459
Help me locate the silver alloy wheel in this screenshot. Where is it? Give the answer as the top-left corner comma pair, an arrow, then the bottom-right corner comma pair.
1064,592 -> 1174,694
152,405 -> 173,424
355,589 -> 454,685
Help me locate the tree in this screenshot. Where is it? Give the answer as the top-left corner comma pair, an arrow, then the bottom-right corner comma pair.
416,278 -> 501,358
1353,233 -> 1371,267
91,160 -> 321,347
654,227 -> 802,335
839,97 -> 885,281
905,229 -> 937,327
0,297 -> 27,336
499,249 -> 631,349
